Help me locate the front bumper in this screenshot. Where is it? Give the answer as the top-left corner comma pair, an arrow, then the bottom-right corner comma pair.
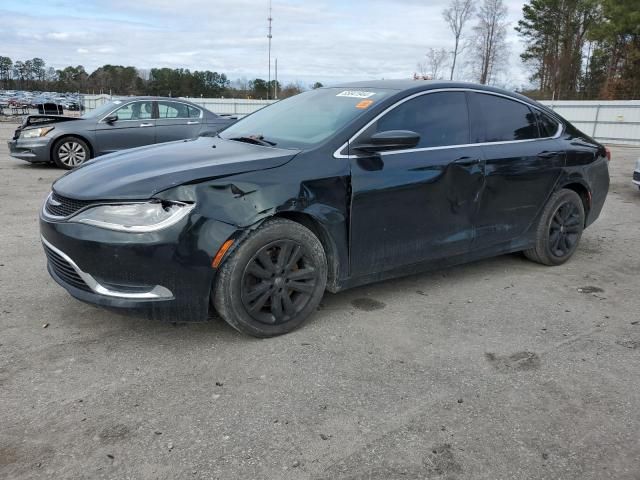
40,211 -> 237,321
8,137 -> 52,163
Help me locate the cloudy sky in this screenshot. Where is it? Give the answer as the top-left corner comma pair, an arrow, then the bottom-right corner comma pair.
0,0 -> 531,88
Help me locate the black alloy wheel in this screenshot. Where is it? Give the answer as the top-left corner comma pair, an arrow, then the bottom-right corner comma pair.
241,240 -> 319,325
548,201 -> 582,257
213,218 -> 327,337
524,188 -> 585,266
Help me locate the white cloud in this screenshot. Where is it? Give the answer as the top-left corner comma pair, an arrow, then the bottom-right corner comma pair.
0,0 -> 531,88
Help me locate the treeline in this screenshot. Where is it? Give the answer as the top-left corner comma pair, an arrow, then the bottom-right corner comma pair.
0,57 -> 320,99
517,0 -> 640,100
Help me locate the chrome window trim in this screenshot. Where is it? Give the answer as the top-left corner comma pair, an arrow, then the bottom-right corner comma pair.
333,88 -> 564,159
98,100 -> 154,123
156,100 -> 204,120
41,236 -> 174,300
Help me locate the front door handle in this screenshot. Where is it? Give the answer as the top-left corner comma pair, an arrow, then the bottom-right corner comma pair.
453,156 -> 480,167
538,151 -> 561,159
139,122 -> 153,127
187,121 -> 199,125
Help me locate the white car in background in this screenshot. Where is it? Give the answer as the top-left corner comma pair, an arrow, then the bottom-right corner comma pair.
634,158 -> 640,190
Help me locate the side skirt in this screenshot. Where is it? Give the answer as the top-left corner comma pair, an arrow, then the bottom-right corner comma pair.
332,238 -> 533,293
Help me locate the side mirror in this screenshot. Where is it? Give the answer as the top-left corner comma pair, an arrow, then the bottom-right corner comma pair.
104,115 -> 118,124
354,130 -> 420,153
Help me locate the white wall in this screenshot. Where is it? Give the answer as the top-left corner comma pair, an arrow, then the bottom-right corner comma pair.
540,100 -> 640,146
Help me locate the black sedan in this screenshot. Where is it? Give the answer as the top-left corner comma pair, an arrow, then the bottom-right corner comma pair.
9,97 -> 235,169
39,80 -> 609,337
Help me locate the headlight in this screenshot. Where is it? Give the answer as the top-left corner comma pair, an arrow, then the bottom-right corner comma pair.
69,201 -> 194,232
21,126 -> 55,139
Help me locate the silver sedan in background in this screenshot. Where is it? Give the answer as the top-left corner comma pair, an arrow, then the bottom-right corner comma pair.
8,97 -> 236,169
634,157 -> 640,190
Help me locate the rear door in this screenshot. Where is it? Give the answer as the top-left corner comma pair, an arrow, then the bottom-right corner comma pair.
94,100 -> 156,154
155,101 -> 203,143
349,91 -> 485,276
467,92 -> 565,249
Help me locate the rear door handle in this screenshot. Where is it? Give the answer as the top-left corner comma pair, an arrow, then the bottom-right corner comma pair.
453,156 -> 480,167
139,122 -> 153,127
187,121 -> 199,125
538,151 -> 561,158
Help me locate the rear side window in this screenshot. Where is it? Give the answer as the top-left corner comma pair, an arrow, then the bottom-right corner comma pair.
188,106 -> 201,118
158,101 -> 190,119
537,111 -> 560,137
469,93 -> 539,142
375,91 -> 469,148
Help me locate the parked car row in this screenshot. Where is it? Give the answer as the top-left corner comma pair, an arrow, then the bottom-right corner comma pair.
36,80 -> 611,337
8,96 -> 236,168
0,90 -> 83,111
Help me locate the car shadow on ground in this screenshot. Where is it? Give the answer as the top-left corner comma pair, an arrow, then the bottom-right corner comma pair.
47,251 -> 535,346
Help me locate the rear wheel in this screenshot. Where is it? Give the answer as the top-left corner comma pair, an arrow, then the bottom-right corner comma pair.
213,219 -> 327,337
52,137 -> 90,169
524,189 -> 585,266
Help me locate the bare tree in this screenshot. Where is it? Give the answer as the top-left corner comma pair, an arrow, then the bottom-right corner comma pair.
469,0 -> 509,85
418,48 -> 449,80
442,0 -> 475,80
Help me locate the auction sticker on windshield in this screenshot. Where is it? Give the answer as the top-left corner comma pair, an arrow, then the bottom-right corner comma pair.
355,99 -> 374,109
336,91 -> 376,99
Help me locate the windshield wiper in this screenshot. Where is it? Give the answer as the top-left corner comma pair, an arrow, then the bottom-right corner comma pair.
228,135 -> 276,147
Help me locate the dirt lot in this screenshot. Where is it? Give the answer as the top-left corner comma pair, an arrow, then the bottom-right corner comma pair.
1,122 -> 639,480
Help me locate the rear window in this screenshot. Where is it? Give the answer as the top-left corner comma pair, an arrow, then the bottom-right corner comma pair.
537,111 -> 560,137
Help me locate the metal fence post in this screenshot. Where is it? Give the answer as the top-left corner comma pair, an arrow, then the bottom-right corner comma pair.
592,104 -> 601,137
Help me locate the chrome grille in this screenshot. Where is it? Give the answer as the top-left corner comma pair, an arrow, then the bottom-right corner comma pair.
45,192 -> 95,218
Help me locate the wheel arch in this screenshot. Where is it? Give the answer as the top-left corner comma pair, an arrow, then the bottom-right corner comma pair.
271,211 -> 340,292
51,133 -> 95,160
558,180 -> 591,224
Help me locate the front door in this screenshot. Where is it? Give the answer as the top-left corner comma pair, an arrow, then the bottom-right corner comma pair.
348,91 -> 485,277
94,100 -> 156,154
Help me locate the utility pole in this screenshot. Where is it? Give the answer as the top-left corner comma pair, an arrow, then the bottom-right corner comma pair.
274,58 -> 278,99
267,0 -> 273,100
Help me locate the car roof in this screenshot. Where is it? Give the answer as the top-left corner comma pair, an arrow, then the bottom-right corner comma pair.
329,79 -> 545,110
111,96 -> 200,103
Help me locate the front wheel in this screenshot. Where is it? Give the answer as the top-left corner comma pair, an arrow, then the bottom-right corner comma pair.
524,189 -> 585,266
213,219 -> 327,337
52,137 -> 90,169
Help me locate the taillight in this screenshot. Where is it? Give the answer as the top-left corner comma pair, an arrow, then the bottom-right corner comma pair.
605,147 -> 611,161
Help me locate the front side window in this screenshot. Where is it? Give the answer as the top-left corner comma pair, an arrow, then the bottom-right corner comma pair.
112,101 -> 153,121
470,93 -> 539,142
373,91 -> 469,148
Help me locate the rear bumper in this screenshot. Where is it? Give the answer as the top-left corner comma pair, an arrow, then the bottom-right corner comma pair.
8,138 -> 52,163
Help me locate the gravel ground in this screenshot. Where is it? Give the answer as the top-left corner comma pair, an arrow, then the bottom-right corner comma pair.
1,123 -> 639,480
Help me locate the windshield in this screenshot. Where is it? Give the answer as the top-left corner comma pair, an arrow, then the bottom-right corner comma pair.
219,88 -> 394,149
81,99 -> 127,120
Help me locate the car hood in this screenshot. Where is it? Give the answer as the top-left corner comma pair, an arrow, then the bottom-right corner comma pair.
53,136 -> 300,200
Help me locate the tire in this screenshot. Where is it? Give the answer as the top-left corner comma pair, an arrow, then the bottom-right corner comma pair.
213,218 -> 327,337
524,188 -> 585,266
52,137 -> 90,169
